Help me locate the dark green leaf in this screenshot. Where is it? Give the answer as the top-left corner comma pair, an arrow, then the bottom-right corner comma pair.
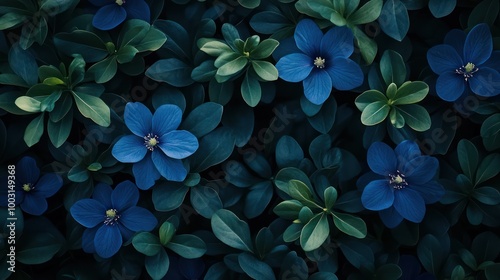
211,209 -> 254,252
300,213 -> 329,251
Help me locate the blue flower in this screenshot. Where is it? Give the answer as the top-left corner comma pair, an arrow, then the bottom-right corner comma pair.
112,102 -> 198,190
275,19 -> 363,105
360,141 -> 444,228
0,156 -> 62,216
70,180 -> 157,258
427,23 -> 500,101
89,0 -> 151,30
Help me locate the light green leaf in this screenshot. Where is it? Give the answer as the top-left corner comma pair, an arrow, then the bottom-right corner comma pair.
393,81 -> 429,105
332,212 -> 367,238
71,92 -> 110,127
211,209 -> 254,252
24,113 -> 45,147
361,101 -> 390,125
348,0 -> 383,25
251,60 -> 278,81
300,213 -> 329,251
396,104 -> 431,131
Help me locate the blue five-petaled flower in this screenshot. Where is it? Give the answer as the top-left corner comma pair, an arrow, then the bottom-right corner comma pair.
0,156 -> 62,216
427,23 -> 500,101
112,102 -> 198,190
70,180 -> 157,258
275,19 -> 364,105
360,141 -> 444,228
89,0 -> 151,30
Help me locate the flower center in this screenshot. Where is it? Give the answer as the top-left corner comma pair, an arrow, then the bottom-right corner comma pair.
144,133 -> 160,151
389,170 -> 408,190
313,57 -> 325,68
104,209 -> 120,225
115,0 -> 125,5
22,183 -> 32,192
455,62 -> 479,81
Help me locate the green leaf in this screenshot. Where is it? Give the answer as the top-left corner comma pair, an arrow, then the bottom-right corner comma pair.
386,82 -> 398,100
300,213 -> 330,251
53,30 -> 108,63
238,252 -> 276,280
190,127 -> 235,172
39,91 -> 62,112
348,0 -> 383,25
250,39 -> 279,59
145,249 -> 169,280
481,113 -> 500,151
379,50 -> 406,87
24,113 -> 44,147
457,139 -> 479,181
475,153 -> 500,186
116,45 -> 139,64
132,24 -> 167,52
238,0 -> 260,9
132,232 -> 162,257
166,234 -> 207,259
352,26 -> 378,64
216,56 -> 248,78
159,221 -> 176,246
389,107 -> 405,128
355,90 -> 387,111
88,56 -> 118,84
67,165 -> 89,183
180,102 -> 223,138
50,94 -> 73,122
283,223 -> 303,242
71,91 -> 110,127
473,187 -> 500,206
450,265 -> 465,280
199,39 -> 233,56
0,12 -> 27,29
251,60 -> 278,81
332,212 -> 367,238
241,70 -> 261,107
393,81 -> 429,105
211,209 -> 254,252
396,104 -> 431,131
378,0 -> 409,41
47,113 -> 72,148
15,96 -> 41,112
274,200 -> 303,220
361,101 -> 390,125
324,186 -> 338,210
288,180 -> 318,207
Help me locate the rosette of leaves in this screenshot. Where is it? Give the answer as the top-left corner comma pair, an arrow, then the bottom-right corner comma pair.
274,179 -> 367,252
197,23 -> 279,107
355,50 -> 431,132
54,19 -> 167,83
132,217 -> 207,280
295,0 -> 382,64
441,139 -> 500,227
0,0 -> 78,49
13,55 -> 111,147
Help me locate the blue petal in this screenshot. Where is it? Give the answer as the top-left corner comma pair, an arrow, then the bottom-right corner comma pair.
276,53 -> 313,82
132,153 -> 160,190
303,69 -> 332,105
159,130 -> 199,159
111,180 -> 139,212
152,104 -> 182,137
321,26 -> 354,58
436,72 -> 465,101
426,44 -> 463,74
410,181 -> 445,204
272,36 -> 300,62
294,19 -> 322,57
124,102 -> 152,137
379,207 -> 404,228
82,226 -> 99,254
367,142 -> 397,176
394,140 -> 421,170
403,156 -> 438,184
482,51 -> 500,72
326,57 -> 364,90
361,179 -> 394,210
20,194 -> 47,216
124,0 -> 151,22
151,150 -> 187,182
393,188 -> 426,223
469,67 -> 500,97
120,206 -> 157,231
17,156 -> 39,185
94,225 -> 122,258
112,135 -> 147,163
444,29 -> 466,55
92,5 -> 127,30
70,199 -> 106,228
92,183 -> 113,209
33,173 -> 62,197
89,0 -> 109,6
118,223 -> 135,242
464,23 -> 493,65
